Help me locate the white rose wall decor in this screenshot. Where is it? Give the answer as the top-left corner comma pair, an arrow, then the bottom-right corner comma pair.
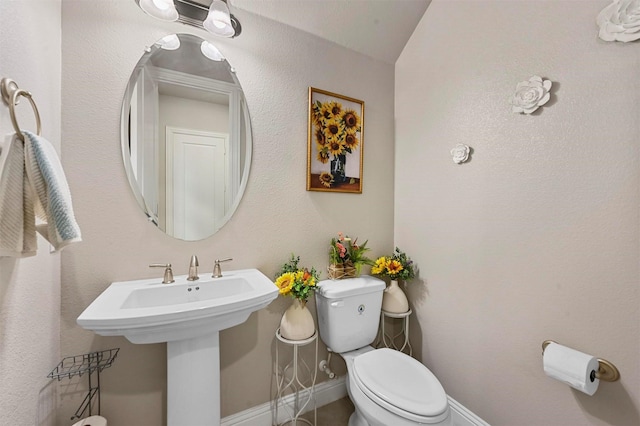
597,0 -> 640,42
510,75 -> 552,115
451,143 -> 471,164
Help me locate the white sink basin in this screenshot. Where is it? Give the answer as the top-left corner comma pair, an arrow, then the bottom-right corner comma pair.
77,268 -> 278,344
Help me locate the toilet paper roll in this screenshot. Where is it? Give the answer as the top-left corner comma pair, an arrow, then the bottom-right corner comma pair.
71,415 -> 107,426
543,342 -> 600,396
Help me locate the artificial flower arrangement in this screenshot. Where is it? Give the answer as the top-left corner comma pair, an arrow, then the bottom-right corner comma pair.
274,254 -> 320,303
371,247 -> 416,282
312,100 -> 362,187
328,232 -> 374,279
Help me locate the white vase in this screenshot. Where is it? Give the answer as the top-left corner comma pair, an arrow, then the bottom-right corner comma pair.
279,298 -> 315,340
381,280 -> 409,313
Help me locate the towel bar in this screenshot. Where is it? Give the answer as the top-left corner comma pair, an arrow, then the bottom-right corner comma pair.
542,340 -> 620,382
1,77 -> 42,141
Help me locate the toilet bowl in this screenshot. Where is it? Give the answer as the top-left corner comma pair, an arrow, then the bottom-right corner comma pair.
315,276 -> 452,426
342,346 -> 451,426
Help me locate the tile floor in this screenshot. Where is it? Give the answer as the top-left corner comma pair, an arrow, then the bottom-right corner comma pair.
300,396 -> 354,425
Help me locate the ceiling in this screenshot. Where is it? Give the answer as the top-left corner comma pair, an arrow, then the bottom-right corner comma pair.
230,0 -> 432,64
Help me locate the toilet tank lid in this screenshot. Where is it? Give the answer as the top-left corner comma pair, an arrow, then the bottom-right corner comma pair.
316,276 -> 385,299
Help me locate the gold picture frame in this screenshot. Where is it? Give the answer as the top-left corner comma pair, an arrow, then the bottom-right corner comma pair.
307,87 -> 364,193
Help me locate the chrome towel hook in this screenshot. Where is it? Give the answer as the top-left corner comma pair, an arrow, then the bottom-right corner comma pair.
1,77 -> 42,141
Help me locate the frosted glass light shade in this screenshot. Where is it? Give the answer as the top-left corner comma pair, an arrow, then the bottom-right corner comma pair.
139,0 -> 178,22
203,0 -> 235,37
200,41 -> 225,61
157,34 -> 181,50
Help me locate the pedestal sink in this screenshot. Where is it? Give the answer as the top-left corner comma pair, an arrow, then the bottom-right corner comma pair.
77,268 -> 278,425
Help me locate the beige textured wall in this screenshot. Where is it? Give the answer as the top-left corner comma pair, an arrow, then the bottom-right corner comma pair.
60,0 -> 394,424
395,1 -> 639,425
0,1 -> 61,425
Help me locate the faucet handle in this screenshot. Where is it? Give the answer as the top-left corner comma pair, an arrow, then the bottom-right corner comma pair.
212,258 -> 233,278
149,263 -> 175,284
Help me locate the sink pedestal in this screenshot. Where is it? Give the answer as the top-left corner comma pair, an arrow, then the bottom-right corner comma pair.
167,332 -> 220,425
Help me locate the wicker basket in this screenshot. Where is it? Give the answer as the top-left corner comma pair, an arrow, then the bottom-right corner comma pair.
327,262 -> 357,280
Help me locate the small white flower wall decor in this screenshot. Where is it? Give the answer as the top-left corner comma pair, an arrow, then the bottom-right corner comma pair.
510,76 -> 552,115
451,143 -> 471,164
597,0 -> 640,42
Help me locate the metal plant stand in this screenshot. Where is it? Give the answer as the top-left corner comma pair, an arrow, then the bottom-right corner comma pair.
377,309 -> 413,356
274,329 -> 318,425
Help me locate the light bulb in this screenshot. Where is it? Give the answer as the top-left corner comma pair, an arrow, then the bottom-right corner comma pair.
156,34 -> 181,50
200,41 -> 225,61
152,0 -> 171,10
139,0 -> 178,22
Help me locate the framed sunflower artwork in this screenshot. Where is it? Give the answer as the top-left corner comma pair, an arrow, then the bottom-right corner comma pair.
307,87 -> 364,193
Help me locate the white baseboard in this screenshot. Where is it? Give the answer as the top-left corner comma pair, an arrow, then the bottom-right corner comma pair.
448,396 -> 491,426
222,376 -> 489,426
221,377 -> 347,426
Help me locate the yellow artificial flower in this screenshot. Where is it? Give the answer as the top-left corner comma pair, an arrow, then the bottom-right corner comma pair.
275,272 -> 295,295
371,257 -> 387,275
387,260 -> 404,276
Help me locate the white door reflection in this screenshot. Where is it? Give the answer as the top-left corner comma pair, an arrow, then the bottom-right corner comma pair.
165,127 -> 228,240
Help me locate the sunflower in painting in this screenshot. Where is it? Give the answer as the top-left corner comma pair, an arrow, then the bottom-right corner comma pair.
319,172 -> 334,188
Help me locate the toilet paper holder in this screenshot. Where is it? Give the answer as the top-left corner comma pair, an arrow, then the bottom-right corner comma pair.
542,340 -> 620,382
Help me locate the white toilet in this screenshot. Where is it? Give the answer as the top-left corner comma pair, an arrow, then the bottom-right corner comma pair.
315,276 -> 452,426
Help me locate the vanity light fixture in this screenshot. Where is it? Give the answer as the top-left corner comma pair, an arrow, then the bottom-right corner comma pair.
200,40 -> 225,61
135,0 -> 242,38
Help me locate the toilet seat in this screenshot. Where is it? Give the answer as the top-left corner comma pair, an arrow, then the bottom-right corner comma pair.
352,348 -> 449,424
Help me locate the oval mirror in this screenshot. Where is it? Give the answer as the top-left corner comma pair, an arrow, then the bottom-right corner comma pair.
121,33 -> 251,241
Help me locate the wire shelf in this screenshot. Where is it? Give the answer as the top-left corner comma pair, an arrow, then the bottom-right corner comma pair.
48,348 -> 119,381
48,348 -> 119,420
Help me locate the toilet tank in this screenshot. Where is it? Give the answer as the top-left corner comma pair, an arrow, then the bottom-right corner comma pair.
315,275 -> 386,353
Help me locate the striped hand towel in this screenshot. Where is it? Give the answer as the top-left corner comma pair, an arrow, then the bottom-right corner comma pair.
23,130 -> 81,251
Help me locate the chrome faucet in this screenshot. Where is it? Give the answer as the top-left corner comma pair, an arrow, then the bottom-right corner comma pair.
212,258 -> 233,278
187,255 -> 199,281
